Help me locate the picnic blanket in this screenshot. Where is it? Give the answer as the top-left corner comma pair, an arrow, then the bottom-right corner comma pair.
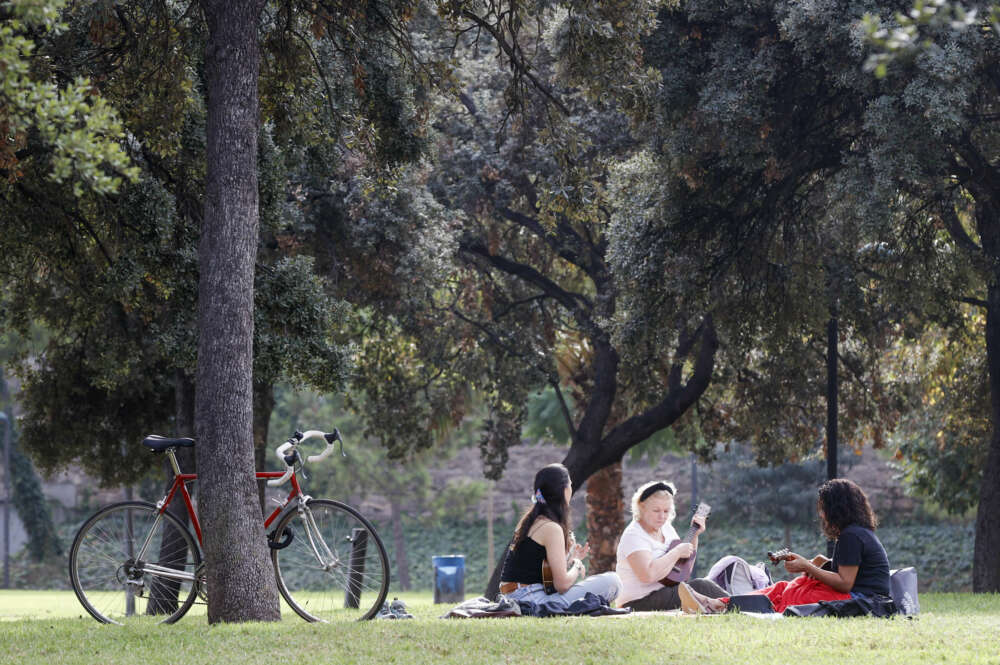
442,593 -> 632,618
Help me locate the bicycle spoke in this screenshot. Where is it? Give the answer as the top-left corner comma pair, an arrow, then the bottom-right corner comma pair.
70,502 -> 200,625
273,499 -> 389,621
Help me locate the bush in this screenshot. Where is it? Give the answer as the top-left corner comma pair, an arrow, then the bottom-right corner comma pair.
376,519 -> 975,593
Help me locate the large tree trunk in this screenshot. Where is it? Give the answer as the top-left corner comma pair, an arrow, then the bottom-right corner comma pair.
584,460 -> 624,574
195,0 -> 278,623
975,279 -> 1000,592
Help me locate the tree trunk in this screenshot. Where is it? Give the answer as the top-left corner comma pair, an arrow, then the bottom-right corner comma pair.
147,372 -> 197,615
390,497 -> 410,590
975,279 -> 1000,592
253,382 -> 275,516
484,538 -> 511,600
584,460 -> 624,574
195,0 -> 278,623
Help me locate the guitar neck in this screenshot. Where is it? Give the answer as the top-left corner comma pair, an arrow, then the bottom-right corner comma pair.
680,523 -> 699,544
680,504 -> 710,543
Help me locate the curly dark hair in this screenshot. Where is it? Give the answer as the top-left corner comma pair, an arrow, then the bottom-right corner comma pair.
817,478 -> 878,539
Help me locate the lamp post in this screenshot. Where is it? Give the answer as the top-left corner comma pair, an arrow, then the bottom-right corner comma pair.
0,411 -> 10,589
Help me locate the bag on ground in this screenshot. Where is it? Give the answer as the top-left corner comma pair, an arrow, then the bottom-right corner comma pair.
706,555 -> 773,595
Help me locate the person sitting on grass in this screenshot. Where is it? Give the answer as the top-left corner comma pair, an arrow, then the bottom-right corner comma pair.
677,478 -> 891,614
614,480 -> 729,611
498,463 -> 622,608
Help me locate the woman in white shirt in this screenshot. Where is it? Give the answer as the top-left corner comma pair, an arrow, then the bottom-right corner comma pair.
615,480 -> 727,611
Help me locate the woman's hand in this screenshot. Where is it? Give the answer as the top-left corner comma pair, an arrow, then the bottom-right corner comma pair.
672,542 -> 696,560
782,552 -> 810,575
690,514 -> 707,536
570,540 -> 590,562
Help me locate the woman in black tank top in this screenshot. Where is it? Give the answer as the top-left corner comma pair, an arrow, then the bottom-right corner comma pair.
499,464 -> 622,607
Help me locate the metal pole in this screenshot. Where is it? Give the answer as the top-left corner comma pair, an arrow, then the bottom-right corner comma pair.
1,412 -> 10,589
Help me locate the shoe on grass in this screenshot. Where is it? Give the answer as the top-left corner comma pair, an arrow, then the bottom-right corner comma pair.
389,598 -> 414,619
678,582 -> 706,615
375,601 -> 397,619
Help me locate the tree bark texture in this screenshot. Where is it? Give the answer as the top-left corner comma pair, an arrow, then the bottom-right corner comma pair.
561,320 -> 718,489
975,279 -> 1000,592
195,0 -> 278,623
584,460 -> 624,574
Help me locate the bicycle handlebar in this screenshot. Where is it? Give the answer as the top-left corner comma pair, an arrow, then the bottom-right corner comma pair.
267,428 -> 344,487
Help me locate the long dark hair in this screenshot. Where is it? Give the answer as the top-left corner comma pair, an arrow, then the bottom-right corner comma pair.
511,463 -> 572,551
817,478 -> 878,539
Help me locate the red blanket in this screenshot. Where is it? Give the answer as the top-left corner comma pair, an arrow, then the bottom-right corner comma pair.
721,574 -> 851,612
746,575 -> 851,613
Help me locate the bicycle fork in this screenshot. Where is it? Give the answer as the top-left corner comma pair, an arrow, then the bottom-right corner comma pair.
295,502 -> 341,573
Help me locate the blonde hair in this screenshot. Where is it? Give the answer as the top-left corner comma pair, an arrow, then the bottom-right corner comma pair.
630,480 -> 677,523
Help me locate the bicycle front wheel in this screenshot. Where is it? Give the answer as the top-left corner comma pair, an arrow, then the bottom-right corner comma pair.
272,499 -> 389,621
69,501 -> 201,624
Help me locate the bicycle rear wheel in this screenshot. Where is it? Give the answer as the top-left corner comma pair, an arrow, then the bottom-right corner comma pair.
272,499 -> 389,621
69,501 -> 201,624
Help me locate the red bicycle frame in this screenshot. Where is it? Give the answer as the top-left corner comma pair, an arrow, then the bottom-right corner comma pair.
155,470 -> 302,545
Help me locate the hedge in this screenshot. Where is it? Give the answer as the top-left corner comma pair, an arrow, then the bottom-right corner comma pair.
377,520 -> 975,594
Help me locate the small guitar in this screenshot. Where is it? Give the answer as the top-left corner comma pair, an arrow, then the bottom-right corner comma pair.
541,533 -> 585,594
767,548 -> 793,565
542,559 -> 556,595
767,548 -> 834,571
658,502 -> 711,586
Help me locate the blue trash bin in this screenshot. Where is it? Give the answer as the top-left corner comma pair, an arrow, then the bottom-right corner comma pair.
432,555 -> 465,604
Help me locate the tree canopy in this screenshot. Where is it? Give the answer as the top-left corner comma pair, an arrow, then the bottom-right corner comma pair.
4,0 -> 1000,604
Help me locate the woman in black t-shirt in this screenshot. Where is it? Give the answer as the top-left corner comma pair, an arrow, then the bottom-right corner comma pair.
677,478 -> 891,613
498,463 -> 622,608
781,478 -> 891,597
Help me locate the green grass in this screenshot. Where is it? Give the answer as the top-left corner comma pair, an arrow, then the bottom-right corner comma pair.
1,591 -> 999,665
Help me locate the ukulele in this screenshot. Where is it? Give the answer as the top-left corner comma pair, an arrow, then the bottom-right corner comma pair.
541,533 -> 584,594
658,502 -> 712,586
767,548 -> 793,565
767,548 -> 834,571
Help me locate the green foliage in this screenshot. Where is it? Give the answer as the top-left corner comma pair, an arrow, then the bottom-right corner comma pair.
703,446 -> 826,527
0,0 -> 139,194
523,387 -> 573,444
253,256 -> 351,393
268,386 -> 486,528
692,522 -> 975,592
887,310 -> 989,515
371,518 -> 975,593
1,370 -> 62,561
863,0 -> 1000,77
376,518 -> 512,593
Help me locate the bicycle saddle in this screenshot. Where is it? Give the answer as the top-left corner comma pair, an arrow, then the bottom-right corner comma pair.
142,435 -> 196,452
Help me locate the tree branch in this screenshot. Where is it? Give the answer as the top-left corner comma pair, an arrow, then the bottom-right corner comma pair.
458,239 -> 592,314
458,9 -> 570,116
567,316 -> 719,480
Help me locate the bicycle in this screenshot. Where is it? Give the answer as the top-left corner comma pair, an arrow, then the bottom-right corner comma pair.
69,429 -> 390,624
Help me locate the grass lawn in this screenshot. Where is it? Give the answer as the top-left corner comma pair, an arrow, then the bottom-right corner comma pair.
1,591 -> 998,665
